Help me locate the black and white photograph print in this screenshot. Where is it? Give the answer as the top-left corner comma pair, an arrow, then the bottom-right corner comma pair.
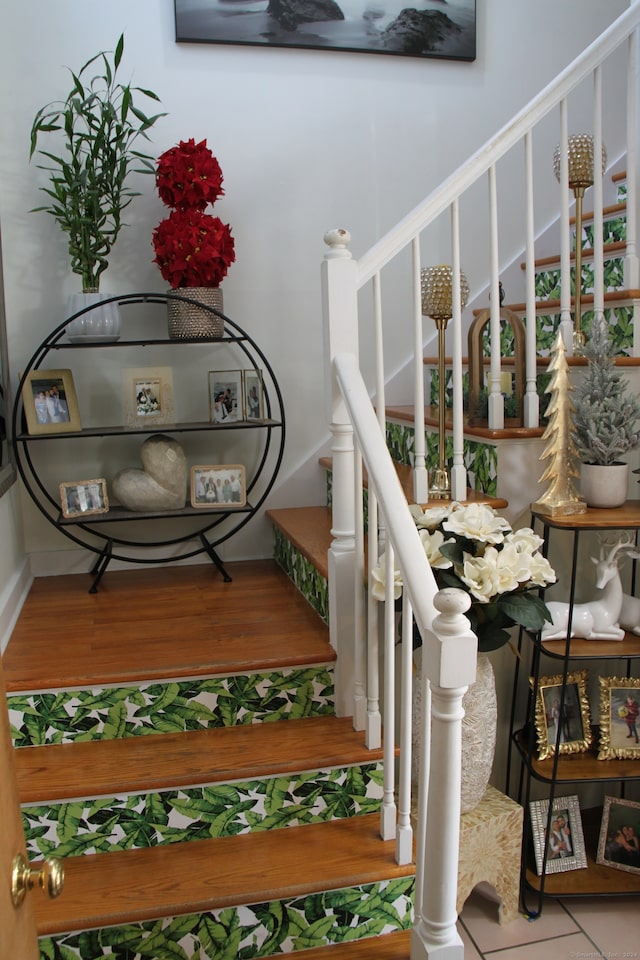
175,0 -> 476,61
243,369 -> 264,421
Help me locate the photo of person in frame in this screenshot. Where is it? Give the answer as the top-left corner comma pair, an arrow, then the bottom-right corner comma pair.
543,682 -> 583,748
610,687 -> 640,749
31,377 -> 71,425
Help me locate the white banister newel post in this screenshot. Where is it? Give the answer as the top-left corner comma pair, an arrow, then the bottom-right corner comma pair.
411,589 -> 477,960
322,229 -> 360,718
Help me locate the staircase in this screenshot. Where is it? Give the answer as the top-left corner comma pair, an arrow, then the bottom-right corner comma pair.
5,560 -> 415,959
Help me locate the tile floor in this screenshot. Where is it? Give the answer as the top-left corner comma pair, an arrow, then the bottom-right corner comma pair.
458,884 -> 639,960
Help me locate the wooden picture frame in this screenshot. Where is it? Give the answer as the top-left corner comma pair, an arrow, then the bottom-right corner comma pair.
190,464 -> 246,509
22,369 -> 81,435
596,796 -> 640,874
243,369 -> 264,422
174,0 -> 476,62
597,676 -> 640,760
123,367 -> 174,427
60,478 -> 109,519
529,795 -> 587,876
209,370 -> 242,423
532,669 -> 592,760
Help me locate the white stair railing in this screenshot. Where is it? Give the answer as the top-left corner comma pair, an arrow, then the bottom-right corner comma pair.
333,351 -> 477,960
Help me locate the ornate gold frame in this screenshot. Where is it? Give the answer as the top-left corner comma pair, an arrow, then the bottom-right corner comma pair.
532,669 -> 592,760
597,676 -> 640,760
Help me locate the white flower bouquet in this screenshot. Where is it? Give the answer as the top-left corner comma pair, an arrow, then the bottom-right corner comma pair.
372,501 -> 556,651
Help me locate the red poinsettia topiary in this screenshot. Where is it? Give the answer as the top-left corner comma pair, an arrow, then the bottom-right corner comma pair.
152,209 -> 235,288
155,138 -> 224,212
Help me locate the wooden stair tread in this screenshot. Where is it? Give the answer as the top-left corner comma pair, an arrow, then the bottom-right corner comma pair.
268,505 -> 332,578
262,931 -> 412,960
385,404 -> 543,446
504,287 -> 640,313
4,560 -> 333,693
521,238 -> 627,270
16,715 -> 381,804
33,813 -> 414,936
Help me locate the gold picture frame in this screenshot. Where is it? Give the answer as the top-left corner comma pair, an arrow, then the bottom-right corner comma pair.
596,796 -> 640,874
60,478 -> 109,519
190,464 -> 246,509
532,669 -> 592,760
22,369 -> 81,435
123,367 -> 174,427
597,676 -> 640,760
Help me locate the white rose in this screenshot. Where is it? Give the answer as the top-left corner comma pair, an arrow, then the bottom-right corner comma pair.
410,503 -> 450,529
419,528 -> 454,569
507,527 -> 545,555
443,502 -> 511,545
461,549 -> 503,602
370,554 -> 404,601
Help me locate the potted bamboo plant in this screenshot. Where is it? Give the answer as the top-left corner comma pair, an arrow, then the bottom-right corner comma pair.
29,34 -> 165,339
572,315 -> 640,507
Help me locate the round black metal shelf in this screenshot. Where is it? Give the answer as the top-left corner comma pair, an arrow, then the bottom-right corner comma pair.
12,292 -> 286,590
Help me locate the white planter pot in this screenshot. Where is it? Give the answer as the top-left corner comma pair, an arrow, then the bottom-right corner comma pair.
580,462 -> 629,509
66,291 -> 121,342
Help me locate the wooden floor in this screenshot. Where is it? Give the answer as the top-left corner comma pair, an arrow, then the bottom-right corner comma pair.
4,559 -> 333,691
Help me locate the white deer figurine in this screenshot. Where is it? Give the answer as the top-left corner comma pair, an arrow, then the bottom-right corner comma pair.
541,536 -> 640,641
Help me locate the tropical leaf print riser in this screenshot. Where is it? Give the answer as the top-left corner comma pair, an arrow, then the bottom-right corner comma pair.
22,762 -> 384,859
385,421 -> 498,498
273,529 -> 329,623
38,876 -> 415,960
9,667 -> 335,747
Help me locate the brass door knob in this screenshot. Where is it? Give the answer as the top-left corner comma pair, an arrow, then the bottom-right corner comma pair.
11,853 -> 64,907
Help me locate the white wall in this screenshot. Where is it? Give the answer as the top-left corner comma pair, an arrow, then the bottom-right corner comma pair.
0,0 -> 629,573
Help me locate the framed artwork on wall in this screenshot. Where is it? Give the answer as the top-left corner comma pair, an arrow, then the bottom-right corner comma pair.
174,0 -> 476,61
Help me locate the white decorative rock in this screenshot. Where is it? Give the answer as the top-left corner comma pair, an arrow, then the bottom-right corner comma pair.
112,434 -> 187,511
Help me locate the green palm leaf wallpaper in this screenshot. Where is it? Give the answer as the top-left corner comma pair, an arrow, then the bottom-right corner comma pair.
22,762 -> 384,858
39,877 -> 415,960
9,667 -> 335,746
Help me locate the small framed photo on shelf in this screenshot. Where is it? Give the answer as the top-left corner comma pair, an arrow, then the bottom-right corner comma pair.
243,369 -> 264,421
209,370 -> 242,423
123,367 -> 174,427
529,795 -> 587,876
22,369 -> 81,435
597,796 -> 640,875
190,464 -> 246,509
597,676 -> 640,760
60,478 -> 109,519
532,669 -> 592,760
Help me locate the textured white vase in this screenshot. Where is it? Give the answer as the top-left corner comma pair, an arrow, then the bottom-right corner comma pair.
580,462 -> 629,508
412,651 -> 497,814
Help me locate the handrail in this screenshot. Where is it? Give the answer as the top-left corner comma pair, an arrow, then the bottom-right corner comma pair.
334,352 -> 439,631
333,351 -> 476,960
356,2 -> 640,287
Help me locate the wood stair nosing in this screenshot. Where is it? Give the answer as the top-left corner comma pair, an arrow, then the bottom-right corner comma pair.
33,814 -> 414,937
520,238 -> 627,271
15,714 -> 382,805
261,930 -> 413,960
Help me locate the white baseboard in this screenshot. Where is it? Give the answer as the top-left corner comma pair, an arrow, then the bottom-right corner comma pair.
0,558 -> 33,654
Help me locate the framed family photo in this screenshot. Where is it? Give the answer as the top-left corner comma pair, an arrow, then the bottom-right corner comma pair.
597,676 -> 640,760
209,370 -> 242,423
532,669 -> 592,760
597,796 -> 640,875
174,0 -> 476,62
123,367 -> 174,427
529,795 -> 587,876
60,478 -> 109,519
243,369 -> 264,421
22,369 -> 81,435
190,464 -> 246,509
